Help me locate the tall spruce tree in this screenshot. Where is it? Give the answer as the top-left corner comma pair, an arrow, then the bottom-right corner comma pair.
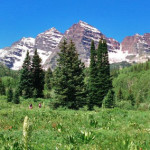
89,38 -> 113,108
31,49 -> 45,98
54,40 -> 86,109
88,40 -> 98,110
102,39 -> 112,94
18,51 -> 33,98
96,39 -> 104,107
97,39 -> 112,106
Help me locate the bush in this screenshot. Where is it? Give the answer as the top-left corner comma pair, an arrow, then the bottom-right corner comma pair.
115,101 -> 133,110
103,90 -> 115,108
138,103 -> 150,111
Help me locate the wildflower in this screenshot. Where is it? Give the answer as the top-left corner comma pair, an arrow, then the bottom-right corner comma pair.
23,116 -> 32,150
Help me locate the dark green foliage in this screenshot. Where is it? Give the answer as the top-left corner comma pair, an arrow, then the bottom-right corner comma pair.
89,39 -> 112,109
88,40 -> 97,110
128,90 -> 135,106
0,62 -> 18,78
18,51 -> 33,98
7,88 -> 13,102
0,78 -> 5,95
96,39 -> 105,107
54,40 -> 86,109
117,87 -> 123,101
18,50 -> 44,98
103,89 -> 115,108
33,89 -> 38,101
113,61 -> 150,107
44,67 -> 53,90
31,49 -> 45,98
100,39 -> 112,96
13,89 -> 20,104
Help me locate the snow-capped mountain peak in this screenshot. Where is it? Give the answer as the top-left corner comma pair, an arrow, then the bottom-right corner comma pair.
19,37 -> 35,47
78,20 -> 101,33
0,21 -> 150,70
35,27 -> 63,51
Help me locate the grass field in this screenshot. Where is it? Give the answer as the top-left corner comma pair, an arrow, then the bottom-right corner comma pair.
0,96 -> 150,150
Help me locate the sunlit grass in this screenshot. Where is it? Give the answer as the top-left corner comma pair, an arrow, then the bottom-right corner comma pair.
0,96 -> 150,149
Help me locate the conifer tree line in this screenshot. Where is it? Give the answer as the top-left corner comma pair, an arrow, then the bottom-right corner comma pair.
4,39 -> 114,109
53,39 -> 114,109
18,49 -> 45,99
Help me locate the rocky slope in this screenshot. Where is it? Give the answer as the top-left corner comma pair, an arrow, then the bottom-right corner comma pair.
0,27 -> 63,70
0,21 -> 149,70
121,33 -> 150,63
44,21 -> 122,69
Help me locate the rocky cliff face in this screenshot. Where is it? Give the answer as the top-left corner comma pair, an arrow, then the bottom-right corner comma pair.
35,27 -> 63,51
121,33 -> 150,62
122,33 -> 150,54
0,21 -> 149,70
64,21 -> 121,57
0,28 -> 63,70
44,21 -> 121,69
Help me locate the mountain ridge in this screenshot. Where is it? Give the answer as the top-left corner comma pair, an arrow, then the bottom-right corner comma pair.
0,21 -> 149,70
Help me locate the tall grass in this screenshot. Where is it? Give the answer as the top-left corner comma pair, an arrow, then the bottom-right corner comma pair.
0,96 -> 150,149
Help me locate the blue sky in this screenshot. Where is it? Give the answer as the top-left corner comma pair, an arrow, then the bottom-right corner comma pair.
0,0 -> 149,48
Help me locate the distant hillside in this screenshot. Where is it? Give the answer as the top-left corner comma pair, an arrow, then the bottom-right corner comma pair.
113,60 -> 150,105
0,63 -> 18,78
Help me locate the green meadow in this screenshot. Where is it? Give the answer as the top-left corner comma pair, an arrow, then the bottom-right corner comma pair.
0,96 -> 150,150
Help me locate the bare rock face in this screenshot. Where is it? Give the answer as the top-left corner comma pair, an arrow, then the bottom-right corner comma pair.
44,21 -> 121,69
121,33 -> 150,63
35,27 -> 63,51
64,21 -> 120,58
64,21 -> 103,60
122,33 -> 150,55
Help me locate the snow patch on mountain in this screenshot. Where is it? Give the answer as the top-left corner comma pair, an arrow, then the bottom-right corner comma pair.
109,50 -> 129,63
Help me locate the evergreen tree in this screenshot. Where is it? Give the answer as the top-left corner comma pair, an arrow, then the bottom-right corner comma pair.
13,89 -> 20,104
44,67 -> 53,90
88,40 -> 97,110
103,89 -> 115,108
18,51 -> 33,98
0,78 -> 5,95
7,88 -> 13,102
54,40 -> 86,109
96,39 -> 104,107
97,39 -> 112,106
31,49 -> 45,98
102,39 -> 112,95
88,38 -> 113,108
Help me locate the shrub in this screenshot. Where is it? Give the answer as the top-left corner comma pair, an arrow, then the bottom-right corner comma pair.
115,101 -> 133,110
